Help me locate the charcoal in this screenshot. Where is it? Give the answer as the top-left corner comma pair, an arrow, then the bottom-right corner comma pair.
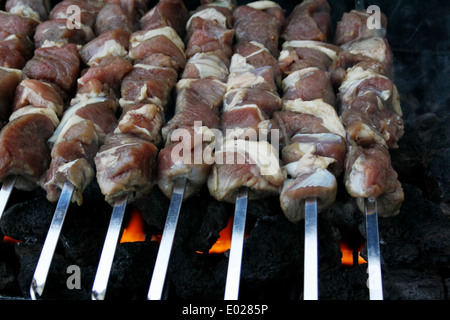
0,196 -> 56,243
58,198 -> 112,266
378,184 -> 450,270
0,262 -> 16,294
318,265 -> 368,300
106,241 -> 159,300
167,246 -> 227,300
136,186 -> 170,230
383,269 -> 445,300
15,243 -> 95,300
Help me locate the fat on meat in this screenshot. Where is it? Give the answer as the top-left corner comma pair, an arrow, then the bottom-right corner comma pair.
140,0 -> 189,37
5,0 -> 50,21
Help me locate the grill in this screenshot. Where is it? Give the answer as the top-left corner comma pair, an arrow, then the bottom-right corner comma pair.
0,0 -> 449,303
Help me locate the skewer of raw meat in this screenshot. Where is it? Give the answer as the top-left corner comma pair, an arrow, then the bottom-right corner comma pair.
332,1 -> 404,300
0,0 -> 87,219
204,0 -> 286,300
268,0 -> 346,300
91,0 -> 190,300
27,0 -> 131,299
0,0 -> 51,209
0,1 -> 47,124
147,0 -> 234,300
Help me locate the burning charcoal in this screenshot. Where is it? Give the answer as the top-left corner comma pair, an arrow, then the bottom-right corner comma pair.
0,261 -> 16,294
241,215 -> 304,287
15,243 -> 95,300
423,147 -> 450,215
390,119 -> 426,186
184,200 -> 229,253
0,196 -> 56,243
378,184 -> 450,270
167,245 -> 228,300
59,197 -> 112,266
106,241 -> 159,300
135,186 -> 170,230
383,269 -> 445,300
247,196 -> 282,219
318,265 -> 368,300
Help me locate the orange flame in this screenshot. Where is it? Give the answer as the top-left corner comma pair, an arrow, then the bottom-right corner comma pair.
208,215 -> 234,254
120,206 -> 146,243
340,239 -> 366,266
2,235 -> 21,245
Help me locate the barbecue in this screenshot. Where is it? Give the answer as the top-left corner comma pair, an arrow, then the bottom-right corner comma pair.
0,0 -> 449,302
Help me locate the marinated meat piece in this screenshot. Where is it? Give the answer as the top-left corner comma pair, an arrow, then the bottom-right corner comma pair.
344,143 -> 404,217
279,40 -> 341,75
23,43 -> 80,94
104,0 -> 150,24
34,19 -> 95,48
78,56 -> 132,93
192,2 -> 234,29
49,96 -> 117,146
94,3 -> 132,35
5,0 -> 50,21
335,9 -> 387,45
280,154 -> 337,222
115,103 -> 164,145
78,29 -> 130,66
282,67 -> 335,106
129,27 -> 186,71
232,40 -> 282,87
221,103 -> 267,135
282,132 -> 346,176
0,10 -> 39,38
158,126 -> 214,200
44,93 -> 117,204
0,112 -> 56,189
0,66 -> 22,122
338,66 -> 403,148
331,37 -> 394,87
282,99 -> 346,138
162,78 -> 226,142
281,0 -> 331,42
0,34 -> 33,69
207,139 -> 284,203
185,13 -> 234,65
49,0 -> 104,29
120,64 -> 178,108
224,88 -> 281,118
95,133 -> 158,205
12,79 -> 64,117
140,0 -> 189,37
221,63 -> 282,134
263,111 -> 332,149
181,52 -> 229,81
232,1 -> 284,57
227,66 -> 277,93
44,119 -> 98,204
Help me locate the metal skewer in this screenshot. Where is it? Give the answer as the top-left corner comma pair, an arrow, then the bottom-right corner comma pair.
0,175 -> 16,220
364,197 -> 383,300
147,177 -> 186,300
224,187 -> 248,300
303,197 -> 318,300
91,193 -> 129,300
30,181 -> 74,299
